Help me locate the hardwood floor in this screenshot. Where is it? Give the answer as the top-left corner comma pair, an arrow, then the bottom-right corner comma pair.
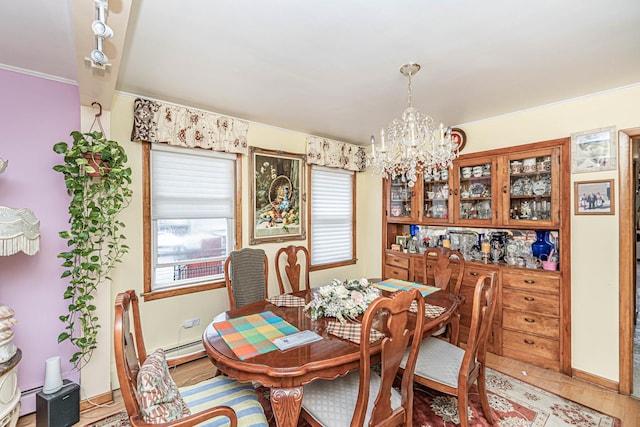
17,355 -> 640,426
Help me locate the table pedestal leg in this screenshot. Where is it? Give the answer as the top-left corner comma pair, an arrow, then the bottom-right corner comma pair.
270,386 -> 303,427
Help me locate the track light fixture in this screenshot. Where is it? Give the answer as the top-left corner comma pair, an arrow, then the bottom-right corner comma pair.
92,20 -> 113,38
89,0 -> 112,68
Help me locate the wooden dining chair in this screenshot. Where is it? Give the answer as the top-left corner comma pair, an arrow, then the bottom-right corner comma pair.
301,289 -> 426,427
224,247 -> 269,309
401,272 -> 497,427
114,290 -> 268,426
275,244 -> 310,294
423,247 -> 466,345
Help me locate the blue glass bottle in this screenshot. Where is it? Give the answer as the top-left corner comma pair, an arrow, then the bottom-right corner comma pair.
531,230 -> 552,259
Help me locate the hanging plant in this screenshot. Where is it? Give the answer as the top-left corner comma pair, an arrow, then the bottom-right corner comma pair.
53,130 -> 132,369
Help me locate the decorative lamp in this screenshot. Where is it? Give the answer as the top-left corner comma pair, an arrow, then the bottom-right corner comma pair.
0,206 -> 40,256
0,156 -> 40,362
367,63 -> 459,187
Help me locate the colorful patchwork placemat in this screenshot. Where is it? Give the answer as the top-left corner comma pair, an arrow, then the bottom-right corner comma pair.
213,311 -> 299,360
373,278 -> 441,296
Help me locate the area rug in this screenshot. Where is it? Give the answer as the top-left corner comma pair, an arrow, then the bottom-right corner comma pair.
86,368 -> 621,426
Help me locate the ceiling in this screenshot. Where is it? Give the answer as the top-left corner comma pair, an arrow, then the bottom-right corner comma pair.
2,0 -> 639,146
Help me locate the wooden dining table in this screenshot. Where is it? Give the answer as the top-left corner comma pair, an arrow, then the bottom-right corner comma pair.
202,286 -> 459,427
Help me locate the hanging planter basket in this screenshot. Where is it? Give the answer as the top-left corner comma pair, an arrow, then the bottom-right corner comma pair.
83,152 -> 110,177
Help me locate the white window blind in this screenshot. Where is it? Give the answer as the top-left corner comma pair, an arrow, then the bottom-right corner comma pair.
310,166 -> 354,266
151,144 -> 236,290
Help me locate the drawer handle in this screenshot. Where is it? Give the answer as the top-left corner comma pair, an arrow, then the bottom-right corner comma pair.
470,272 -> 478,276
524,317 -> 535,323
393,258 -> 400,263
524,296 -> 535,301
524,280 -> 535,284
524,339 -> 535,345
503,185 -> 507,194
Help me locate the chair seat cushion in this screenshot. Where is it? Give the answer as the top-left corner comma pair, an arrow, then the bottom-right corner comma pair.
401,337 -> 464,388
137,349 -> 190,423
302,371 -> 402,427
180,375 -> 268,427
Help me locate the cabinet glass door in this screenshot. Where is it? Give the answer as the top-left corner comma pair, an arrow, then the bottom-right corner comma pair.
422,168 -> 451,222
388,176 -> 415,219
456,159 -> 495,224
503,148 -> 559,227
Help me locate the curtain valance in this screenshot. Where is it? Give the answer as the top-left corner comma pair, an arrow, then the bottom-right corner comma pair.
305,136 -> 366,172
131,98 -> 249,155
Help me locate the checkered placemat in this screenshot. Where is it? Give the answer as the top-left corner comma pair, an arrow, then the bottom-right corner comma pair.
213,311 -> 299,360
266,294 -> 306,307
326,321 -> 385,344
409,301 -> 447,318
373,278 -> 441,296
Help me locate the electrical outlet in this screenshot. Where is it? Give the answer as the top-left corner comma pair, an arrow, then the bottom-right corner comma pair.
183,318 -> 201,329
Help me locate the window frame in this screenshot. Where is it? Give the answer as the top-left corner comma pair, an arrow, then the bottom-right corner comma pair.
308,165 -> 357,271
142,142 -> 242,301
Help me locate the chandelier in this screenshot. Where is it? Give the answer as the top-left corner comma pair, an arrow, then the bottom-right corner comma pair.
367,63 -> 459,187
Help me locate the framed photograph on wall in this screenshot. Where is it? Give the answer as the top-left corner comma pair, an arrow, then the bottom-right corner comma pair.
574,179 -> 615,215
571,126 -> 617,173
249,147 -> 306,244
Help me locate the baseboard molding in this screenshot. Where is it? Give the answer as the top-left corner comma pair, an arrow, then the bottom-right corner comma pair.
80,390 -> 114,412
572,368 -> 619,391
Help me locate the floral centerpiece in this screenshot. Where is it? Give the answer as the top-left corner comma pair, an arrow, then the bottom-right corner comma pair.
304,278 -> 381,323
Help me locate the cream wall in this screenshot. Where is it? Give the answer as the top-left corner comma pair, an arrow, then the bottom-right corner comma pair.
100,93 -> 383,390
459,83 -> 640,382
89,84 -> 638,397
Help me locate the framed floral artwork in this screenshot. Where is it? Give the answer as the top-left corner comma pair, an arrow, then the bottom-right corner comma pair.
249,147 -> 306,244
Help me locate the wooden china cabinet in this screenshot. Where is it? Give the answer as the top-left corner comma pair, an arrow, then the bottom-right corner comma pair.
382,137 -> 571,374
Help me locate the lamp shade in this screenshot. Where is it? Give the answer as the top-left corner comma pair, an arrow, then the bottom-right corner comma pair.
0,206 -> 40,256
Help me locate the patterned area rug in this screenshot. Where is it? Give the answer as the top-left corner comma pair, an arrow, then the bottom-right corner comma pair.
86,368 -> 621,427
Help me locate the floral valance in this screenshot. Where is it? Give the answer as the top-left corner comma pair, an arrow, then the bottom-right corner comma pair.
131,98 -> 249,155
306,136 -> 366,172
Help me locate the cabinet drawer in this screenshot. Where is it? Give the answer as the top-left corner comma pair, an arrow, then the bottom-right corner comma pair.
384,265 -> 409,281
385,253 -> 410,269
502,271 -> 559,294
502,289 -> 559,316
502,329 -> 559,367
502,309 -> 559,339
461,265 -> 498,288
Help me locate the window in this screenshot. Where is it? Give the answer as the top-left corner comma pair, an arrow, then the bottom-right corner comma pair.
310,166 -> 355,268
144,143 -> 239,298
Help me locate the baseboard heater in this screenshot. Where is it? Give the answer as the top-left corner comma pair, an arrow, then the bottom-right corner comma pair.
164,340 -> 206,364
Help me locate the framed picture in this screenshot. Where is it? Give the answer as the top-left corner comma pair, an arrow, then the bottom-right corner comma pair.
571,126 -> 617,173
395,235 -> 408,249
574,179 -> 614,215
450,128 -> 467,153
249,147 -> 306,244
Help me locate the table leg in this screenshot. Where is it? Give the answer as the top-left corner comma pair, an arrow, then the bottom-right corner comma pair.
270,386 -> 303,427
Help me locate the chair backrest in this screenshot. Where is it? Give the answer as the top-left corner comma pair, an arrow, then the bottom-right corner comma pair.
275,245 -> 310,294
114,290 -> 148,420
353,289 -> 426,426
224,248 -> 269,309
460,272 -> 498,380
423,247 -> 466,296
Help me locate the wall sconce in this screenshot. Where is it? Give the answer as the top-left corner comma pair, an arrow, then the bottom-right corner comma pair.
89,0 -> 112,68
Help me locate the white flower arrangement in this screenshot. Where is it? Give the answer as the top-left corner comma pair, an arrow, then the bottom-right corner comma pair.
304,278 -> 381,323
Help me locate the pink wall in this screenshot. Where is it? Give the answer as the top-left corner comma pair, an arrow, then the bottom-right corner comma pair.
0,69 -> 80,414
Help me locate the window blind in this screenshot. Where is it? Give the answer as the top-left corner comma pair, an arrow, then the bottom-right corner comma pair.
151,145 -> 235,220
310,166 -> 354,265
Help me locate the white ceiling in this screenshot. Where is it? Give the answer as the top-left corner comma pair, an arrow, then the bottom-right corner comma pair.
2,0 -> 639,146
